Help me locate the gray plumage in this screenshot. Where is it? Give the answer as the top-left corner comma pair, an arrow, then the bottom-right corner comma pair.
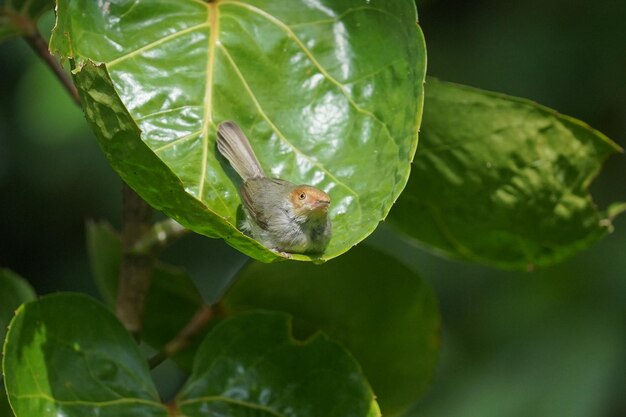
215,121 -> 332,254
216,121 -> 265,180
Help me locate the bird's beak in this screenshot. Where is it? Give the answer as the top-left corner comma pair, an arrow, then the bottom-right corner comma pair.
313,200 -> 330,212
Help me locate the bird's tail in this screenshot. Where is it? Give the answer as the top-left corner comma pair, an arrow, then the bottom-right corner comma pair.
216,121 -> 265,180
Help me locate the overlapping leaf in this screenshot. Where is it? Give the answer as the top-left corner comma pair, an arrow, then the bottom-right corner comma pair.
389,79 -> 623,270
222,245 -> 440,415
2,294 -> 168,417
50,0 -> 426,262
3,294 -> 381,416
0,0 -> 52,41
176,311 -> 381,417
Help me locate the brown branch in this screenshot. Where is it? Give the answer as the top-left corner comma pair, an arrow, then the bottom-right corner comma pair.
116,184 -> 155,339
148,304 -> 215,369
23,29 -> 81,107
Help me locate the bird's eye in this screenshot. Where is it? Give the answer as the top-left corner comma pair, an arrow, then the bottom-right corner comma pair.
299,192 -> 306,200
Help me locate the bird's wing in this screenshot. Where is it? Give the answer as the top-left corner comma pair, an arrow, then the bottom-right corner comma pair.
240,178 -> 292,230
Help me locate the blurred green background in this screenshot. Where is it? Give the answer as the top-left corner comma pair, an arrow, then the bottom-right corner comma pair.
0,0 -> 624,416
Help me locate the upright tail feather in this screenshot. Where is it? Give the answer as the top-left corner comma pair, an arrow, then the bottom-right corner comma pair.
217,121 -> 266,180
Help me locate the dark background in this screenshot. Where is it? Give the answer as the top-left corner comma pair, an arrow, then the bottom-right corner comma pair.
1,1 -> 624,416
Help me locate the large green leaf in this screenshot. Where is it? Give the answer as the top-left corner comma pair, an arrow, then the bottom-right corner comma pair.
389,78 -> 623,270
2,293 -> 168,417
86,221 -> 206,368
50,0 -> 426,262
0,268 -> 35,348
176,310 -> 380,417
0,0 -> 52,41
222,245 -> 440,416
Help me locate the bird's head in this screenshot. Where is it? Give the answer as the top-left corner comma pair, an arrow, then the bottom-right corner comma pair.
289,185 -> 330,218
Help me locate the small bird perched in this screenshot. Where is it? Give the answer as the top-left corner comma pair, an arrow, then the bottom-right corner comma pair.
216,121 -> 332,254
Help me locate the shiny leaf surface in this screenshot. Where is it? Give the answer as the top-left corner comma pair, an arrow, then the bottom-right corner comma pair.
0,0 -> 52,41
0,268 -> 35,347
389,79 -> 623,270
2,293 -> 167,417
86,221 -> 205,368
222,245 -> 440,415
50,0 -> 426,262
176,310 -> 381,417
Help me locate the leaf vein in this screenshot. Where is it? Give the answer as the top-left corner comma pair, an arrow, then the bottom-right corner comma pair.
13,392 -> 167,409
193,4 -> 231,215
220,1 -> 397,153
218,43 -> 360,200
179,396 -> 286,417
135,105 -> 202,122
198,3 -> 218,201
153,130 -> 202,153
106,22 -> 209,68
288,5 -> 400,29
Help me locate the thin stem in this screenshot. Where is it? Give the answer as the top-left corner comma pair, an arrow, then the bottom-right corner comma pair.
149,304 -> 216,369
116,184 -> 155,339
23,29 -> 81,107
133,218 -> 190,255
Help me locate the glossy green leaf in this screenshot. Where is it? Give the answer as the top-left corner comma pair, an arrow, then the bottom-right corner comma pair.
50,0 -> 426,262
389,78 -> 624,270
86,220 -> 206,368
0,268 -> 35,347
2,293 -> 168,417
176,310 -> 380,417
222,245 -> 440,416
0,0 -> 52,41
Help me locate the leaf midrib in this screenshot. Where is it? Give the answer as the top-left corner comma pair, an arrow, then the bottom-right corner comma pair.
101,1 -> 398,204
198,2 -> 220,201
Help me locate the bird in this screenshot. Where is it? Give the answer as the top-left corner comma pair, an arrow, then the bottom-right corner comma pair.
216,121 -> 332,254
